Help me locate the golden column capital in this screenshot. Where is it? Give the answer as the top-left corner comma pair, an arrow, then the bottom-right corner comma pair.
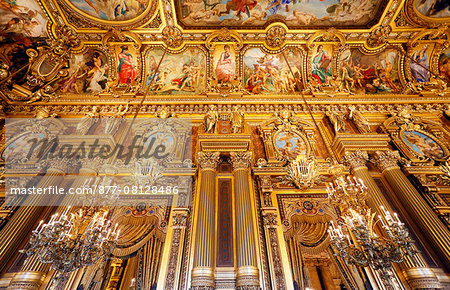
372,150 -> 401,172
230,151 -> 253,171
403,268 -> 441,289
342,151 -> 369,170
7,271 -> 46,290
196,151 -> 220,171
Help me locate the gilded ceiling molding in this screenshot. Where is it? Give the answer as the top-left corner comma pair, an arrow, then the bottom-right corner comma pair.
205,28 -> 244,50
365,25 -> 392,49
306,28 -> 346,51
102,29 -> 142,50
407,26 -> 450,49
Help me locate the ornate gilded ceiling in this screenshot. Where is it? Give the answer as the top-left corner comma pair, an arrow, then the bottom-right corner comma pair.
0,0 -> 449,113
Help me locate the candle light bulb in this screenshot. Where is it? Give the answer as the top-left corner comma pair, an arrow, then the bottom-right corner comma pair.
35,220 -> 44,232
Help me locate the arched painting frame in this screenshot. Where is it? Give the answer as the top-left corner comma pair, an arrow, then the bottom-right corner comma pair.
272,129 -> 311,161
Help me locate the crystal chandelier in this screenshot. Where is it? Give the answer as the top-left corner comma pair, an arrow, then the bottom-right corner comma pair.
286,154 -> 317,190
22,207 -> 120,289
327,177 -> 416,288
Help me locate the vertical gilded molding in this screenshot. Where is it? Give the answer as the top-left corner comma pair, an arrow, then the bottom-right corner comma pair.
230,152 -> 260,289
372,150 -> 450,271
0,159 -> 69,275
191,151 -> 220,289
343,151 -> 441,288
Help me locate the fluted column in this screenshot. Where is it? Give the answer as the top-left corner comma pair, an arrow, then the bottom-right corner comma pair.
8,159 -> 100,290
0,159 -> 69,275
191,152 -> 220,289
343,151 -> 441,288
372,150 -> 450,270
230,152 -> 260,289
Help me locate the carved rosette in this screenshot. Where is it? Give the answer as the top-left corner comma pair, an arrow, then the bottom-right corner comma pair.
162,26 -> 183,49
230,152 -> 253,171
196,152 -> 220,171
265,26 -> 286,49
342,151 -> 369,170
366,25 -> 392,48
262,212 -> 278,229
372,150 -> 401,172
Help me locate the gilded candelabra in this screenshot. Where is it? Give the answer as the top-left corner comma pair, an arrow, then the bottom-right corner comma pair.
22,207 -> 119,289
327,176 -> 416,288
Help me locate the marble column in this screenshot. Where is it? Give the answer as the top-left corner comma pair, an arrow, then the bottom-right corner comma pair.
372,150 -> 450,270
230,152 -> 259,289
0,159 -> 69,275
191,152 -> 220,289
343,151 -> 441,288
8,159 -> 101,290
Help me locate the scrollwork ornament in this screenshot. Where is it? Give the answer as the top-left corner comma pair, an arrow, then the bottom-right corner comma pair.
51,25 -> 81,56
366,25 -> 392,48
265,26 -> 286,49
162,26 -> 183,49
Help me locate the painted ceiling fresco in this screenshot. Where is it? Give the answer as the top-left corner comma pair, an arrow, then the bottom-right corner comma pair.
0,0 -> 449,105
176,0 -> 388,28
414,0 -> 450,18
67,0 -> 150,21
0,0 -> 47,37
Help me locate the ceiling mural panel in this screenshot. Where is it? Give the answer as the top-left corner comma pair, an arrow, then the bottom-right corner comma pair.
144,46 -> 207,94
438,47 -> 450,83
66,0 -> 150,21
176,0 -> 389,28
414,0 -> 450,18
338,46 -> 404,94
56,47 -> 110,94
243,46 -> 303,94
0,0 -> 47,37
